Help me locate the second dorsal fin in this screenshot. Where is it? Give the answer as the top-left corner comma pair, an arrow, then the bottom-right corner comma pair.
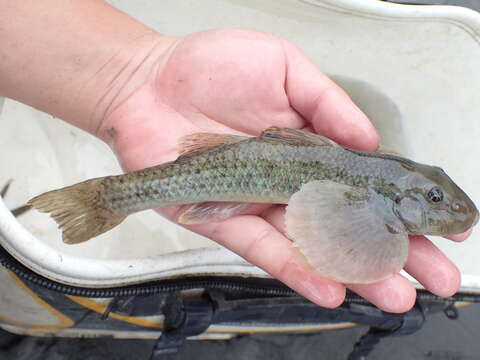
261,127 -> 339,147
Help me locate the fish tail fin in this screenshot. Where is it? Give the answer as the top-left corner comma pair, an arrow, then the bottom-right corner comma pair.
27,178 -> 126,244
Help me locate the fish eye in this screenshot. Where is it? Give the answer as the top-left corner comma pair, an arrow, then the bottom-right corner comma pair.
427,187 -> 444,203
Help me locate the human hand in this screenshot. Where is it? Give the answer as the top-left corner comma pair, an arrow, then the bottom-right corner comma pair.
95,29 -> 470,313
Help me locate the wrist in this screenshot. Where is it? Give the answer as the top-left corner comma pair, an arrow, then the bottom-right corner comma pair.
0,0 -> 176,136
81,32 -> 177,138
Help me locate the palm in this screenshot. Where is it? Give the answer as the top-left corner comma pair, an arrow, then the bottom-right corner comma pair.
101,30 -> 465,312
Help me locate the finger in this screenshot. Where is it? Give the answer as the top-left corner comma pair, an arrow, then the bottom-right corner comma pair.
184,215 -> 346,308
444,228 -> 472,242
282,41 -> 379,152
260,202 -> 286,224
348,274 -> 417,313
263,205 -> 417,313
404,235 -> 460,297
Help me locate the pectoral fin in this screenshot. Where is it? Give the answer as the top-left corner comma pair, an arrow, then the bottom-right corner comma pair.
178,202 -> 253,224
285,180 -> 408,284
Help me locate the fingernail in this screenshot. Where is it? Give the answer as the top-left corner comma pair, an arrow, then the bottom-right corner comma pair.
299,275 -> 345,308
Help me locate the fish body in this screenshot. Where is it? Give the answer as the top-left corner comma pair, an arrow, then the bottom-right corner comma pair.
99,129 -> 477,235
28,127 -> 479,284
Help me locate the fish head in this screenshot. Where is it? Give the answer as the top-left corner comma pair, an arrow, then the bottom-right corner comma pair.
393,164 -> 479,236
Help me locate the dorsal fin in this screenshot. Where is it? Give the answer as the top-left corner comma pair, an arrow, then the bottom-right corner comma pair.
261,127 -> 339,147
178,132 -> 248,157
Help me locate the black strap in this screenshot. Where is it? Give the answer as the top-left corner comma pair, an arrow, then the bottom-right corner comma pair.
150,293 -> 214,359
348,305 -> 425,360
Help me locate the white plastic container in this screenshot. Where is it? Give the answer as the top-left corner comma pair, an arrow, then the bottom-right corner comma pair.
1,0 -> 480,334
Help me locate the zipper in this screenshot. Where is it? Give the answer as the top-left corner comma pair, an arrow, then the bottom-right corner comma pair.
0,245 -> 297,297
1,243 -> 480,305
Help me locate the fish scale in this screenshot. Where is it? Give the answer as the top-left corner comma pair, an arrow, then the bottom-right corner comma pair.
28,127 -> 478,248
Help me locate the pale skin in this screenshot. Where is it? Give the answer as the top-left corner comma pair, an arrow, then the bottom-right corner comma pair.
0,0 -> 472,313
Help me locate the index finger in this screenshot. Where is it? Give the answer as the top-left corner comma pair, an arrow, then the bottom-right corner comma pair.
183,215 -> 346,309
282,41 -> 379,152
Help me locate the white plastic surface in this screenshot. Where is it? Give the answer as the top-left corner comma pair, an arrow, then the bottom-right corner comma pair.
1,0 -> 480,289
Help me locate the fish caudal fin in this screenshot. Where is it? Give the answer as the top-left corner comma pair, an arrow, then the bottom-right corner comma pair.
27,178 -> 126,244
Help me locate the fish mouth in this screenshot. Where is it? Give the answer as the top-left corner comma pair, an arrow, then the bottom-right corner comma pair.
409,205 -> 475,236
473,211 -> 480,227
439,213 -> 477,235
470,200 -> 480,227
421,206 -> 475,236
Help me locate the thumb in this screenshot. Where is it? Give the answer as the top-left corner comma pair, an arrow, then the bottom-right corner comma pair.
283,41 -> 379,152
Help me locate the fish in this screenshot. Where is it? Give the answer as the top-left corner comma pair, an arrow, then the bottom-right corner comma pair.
28,127 -> 479,284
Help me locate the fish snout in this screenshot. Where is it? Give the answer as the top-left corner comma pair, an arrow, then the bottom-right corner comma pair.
470,206 -> 480,228
448,198 -> 479,234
